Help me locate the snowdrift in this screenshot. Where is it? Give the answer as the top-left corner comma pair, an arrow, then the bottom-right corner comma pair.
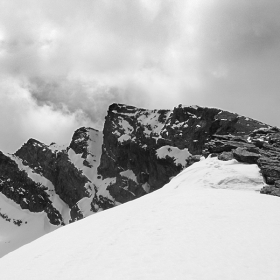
0,157 -> 280,280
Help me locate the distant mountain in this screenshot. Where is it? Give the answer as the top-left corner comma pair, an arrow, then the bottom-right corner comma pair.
1,103 -> 280,256
1,157 -> 280,279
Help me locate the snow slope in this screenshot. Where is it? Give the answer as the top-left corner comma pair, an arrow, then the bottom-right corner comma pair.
1,157 -> 280,280
0,193 -> 56,258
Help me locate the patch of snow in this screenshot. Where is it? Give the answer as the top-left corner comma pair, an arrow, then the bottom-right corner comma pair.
169,156 -> 264,192
137,110 -> 171,136
188,105 -> 199,109
95,177 -> 116,200
118,134 -> 131,143
156,145 -> 192,166
112,110 -> 136,117
118,119 -> 134,134
68,148 -> 84,171
120,170 -> 137,182
253,127 -> 270,133
48,143 -> 67,152
142,182 -> 150,193
76,197 -> 93,218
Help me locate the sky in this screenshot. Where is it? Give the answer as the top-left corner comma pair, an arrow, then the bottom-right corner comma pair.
0,0 -> 280,153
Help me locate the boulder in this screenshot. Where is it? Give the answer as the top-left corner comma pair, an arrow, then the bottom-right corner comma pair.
218,151 -> 234,161
232,147 -> 260,164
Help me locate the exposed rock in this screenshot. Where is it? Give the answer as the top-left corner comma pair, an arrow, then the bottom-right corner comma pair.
275,180 -> 280,188
205,126 -> 280,196
232,147 -> 260,164
260,186 -> 280,197
218,151 -> 234,161
69,127 -> 100,168
0,151 -> 63,225
69,204 -> 84,223
15,139 -> 90,208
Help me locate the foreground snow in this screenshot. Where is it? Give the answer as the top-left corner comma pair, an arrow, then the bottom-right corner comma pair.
0,193 -> 56,258
1,157 -> 280,279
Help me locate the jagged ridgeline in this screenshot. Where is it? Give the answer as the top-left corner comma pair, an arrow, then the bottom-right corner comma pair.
0,103 -> 280,227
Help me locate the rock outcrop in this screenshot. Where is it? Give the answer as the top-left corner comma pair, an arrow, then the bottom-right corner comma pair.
205,127 -> 280,196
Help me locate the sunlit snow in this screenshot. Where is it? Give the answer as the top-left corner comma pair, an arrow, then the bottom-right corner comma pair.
120,169 -> 138,182
0,157 -> 279,279
156,145 -> 192,166
0,193 -> 57,258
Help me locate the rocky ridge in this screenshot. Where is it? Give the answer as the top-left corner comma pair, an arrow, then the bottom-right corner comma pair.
0,103 -> 279,229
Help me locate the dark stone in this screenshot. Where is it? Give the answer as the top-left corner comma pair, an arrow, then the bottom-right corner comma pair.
232,147 -> 260,164
69,204 -> 84,223
260,185 -> 280,197
218,151 -> 234,161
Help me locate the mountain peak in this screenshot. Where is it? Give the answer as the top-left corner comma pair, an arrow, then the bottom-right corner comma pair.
1,102 -> 280,259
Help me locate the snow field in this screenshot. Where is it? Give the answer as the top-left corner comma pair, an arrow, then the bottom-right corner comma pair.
0,192 -> 57,258
0,157 -> 280,279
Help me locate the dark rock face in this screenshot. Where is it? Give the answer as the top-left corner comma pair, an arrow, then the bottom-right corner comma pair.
15,139 -> 90,208
98,103 -> 270,203
0,135 -> 96,225
0,151 -> 63,225
69,127 -> 100,168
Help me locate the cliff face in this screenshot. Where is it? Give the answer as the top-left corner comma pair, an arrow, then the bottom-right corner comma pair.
0,128 -> 100,226
0,151 -> 63,225
15,139 -> 90,208
97,103 -> 270,203
0,103 -> 279,230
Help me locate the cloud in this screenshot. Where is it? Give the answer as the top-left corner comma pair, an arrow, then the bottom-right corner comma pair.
0,76 -> 91,153
0,0 -> 280,152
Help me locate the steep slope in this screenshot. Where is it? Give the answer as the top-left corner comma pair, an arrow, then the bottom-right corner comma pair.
1,157 -> 280,280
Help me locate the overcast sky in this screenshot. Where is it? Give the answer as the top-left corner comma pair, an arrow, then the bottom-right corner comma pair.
0,0 -> 280,153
